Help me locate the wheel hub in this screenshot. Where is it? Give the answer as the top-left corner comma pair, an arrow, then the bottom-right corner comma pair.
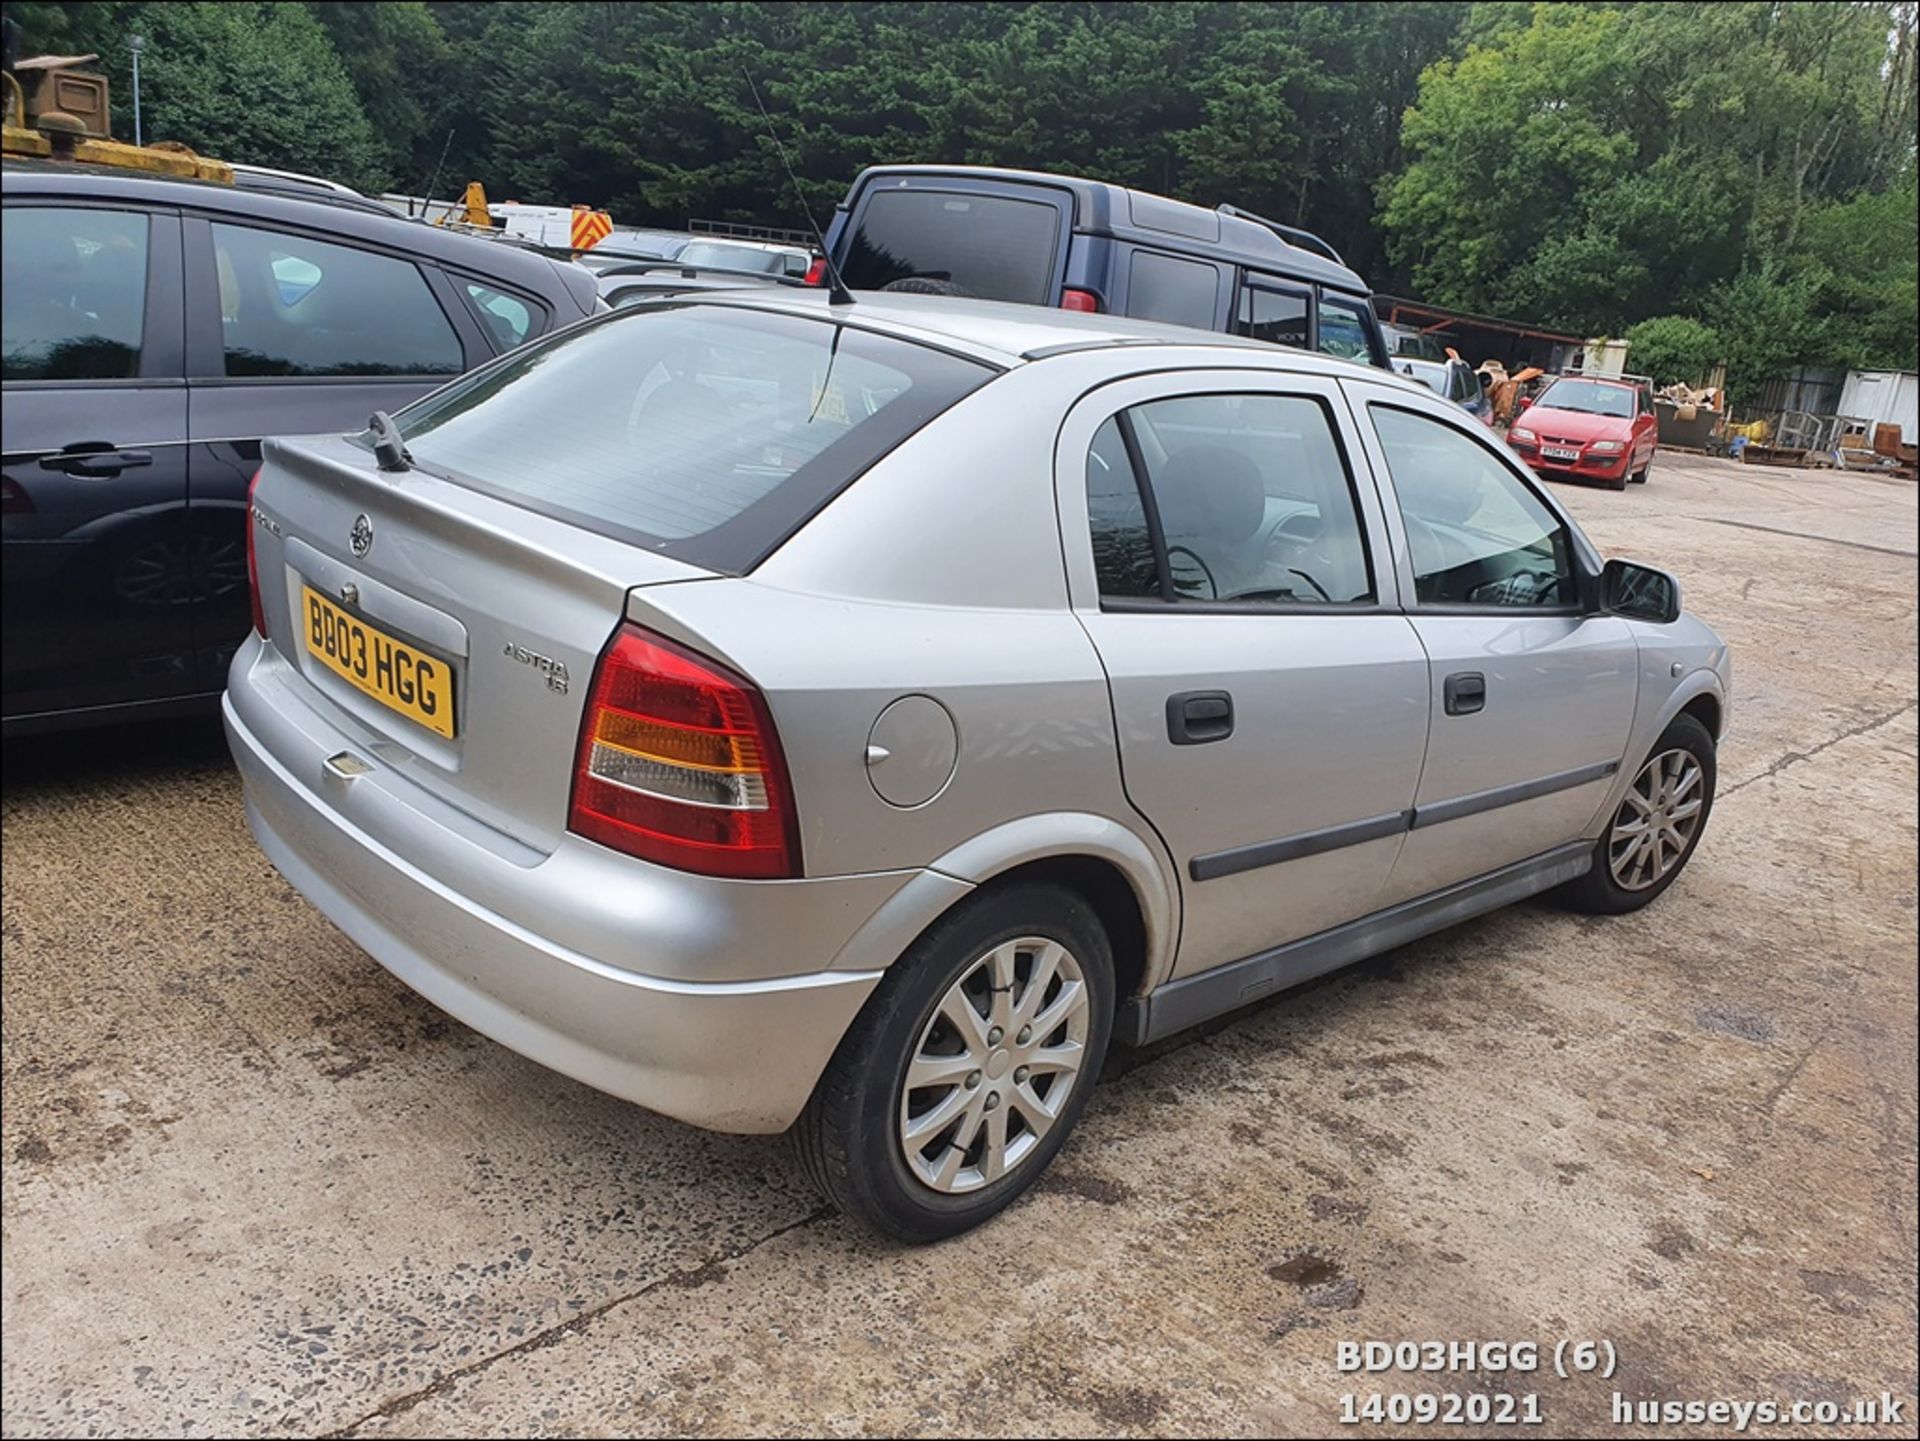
897,936 -> 1091,1194
1608,747 -> 1704,891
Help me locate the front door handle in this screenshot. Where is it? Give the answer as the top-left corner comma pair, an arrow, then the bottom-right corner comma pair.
38,443 -> 154,478
1444,671 -> 1486,716
1167,689 -> 1234,745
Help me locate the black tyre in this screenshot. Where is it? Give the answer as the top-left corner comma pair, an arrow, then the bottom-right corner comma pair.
793,883 -> 1114,1243
1631,459 -> 1651,484
878,275 -> 974,298
1557,713 -> 1716,914
1607,467 -> 1629,491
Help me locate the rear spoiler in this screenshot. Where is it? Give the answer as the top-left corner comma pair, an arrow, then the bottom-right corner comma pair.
594,260 -> 804,287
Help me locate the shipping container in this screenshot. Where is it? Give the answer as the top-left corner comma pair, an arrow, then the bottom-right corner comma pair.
1839,370 -> 1919,446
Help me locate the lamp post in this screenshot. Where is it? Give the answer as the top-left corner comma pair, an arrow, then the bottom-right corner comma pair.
127,33 -> 144,146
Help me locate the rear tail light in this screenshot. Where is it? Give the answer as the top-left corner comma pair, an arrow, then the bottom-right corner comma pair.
245,466 -> 268,639
1059,288 -> 1100,313
569,624 -> 800,879
802,257 -> 827,287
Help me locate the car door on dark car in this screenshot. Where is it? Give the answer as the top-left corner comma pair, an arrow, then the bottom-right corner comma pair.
181,217 -> 477,690
2,202 -> 194,725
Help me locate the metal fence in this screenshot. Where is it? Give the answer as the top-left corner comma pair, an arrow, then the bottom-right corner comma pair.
687,217 -> 815,247
1753,367 -> 1846,418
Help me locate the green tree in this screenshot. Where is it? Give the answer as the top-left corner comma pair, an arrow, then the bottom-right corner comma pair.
11,1 -> 386,188
1792,184 -> 1920,370
1382,1 -> 1915,341
1624,315 -> 1721,388
1706,263 -> 1837,407
303,1 -> 450,188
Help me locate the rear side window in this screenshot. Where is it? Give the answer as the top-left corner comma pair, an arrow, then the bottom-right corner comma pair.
464,281 -> 536,349
211,223 -> 463,377
1125,251 -> 1219,330
841,189 -> 1060,303
396,305 -> 995,574
1086,417 -> 1159,598
1085,393 -> 1375,606
1235,282 -> 1309,350
2,206 -> 148,380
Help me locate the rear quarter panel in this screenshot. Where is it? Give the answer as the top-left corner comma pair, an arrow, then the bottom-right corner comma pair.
633,359 -> 1150,883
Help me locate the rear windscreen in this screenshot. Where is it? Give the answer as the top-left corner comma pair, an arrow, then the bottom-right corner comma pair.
393,304 -> 996,573
840,189 -> 1062,303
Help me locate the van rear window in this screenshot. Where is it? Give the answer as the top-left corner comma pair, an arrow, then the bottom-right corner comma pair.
841,190 -> 1061,304
393,305 -> 995,574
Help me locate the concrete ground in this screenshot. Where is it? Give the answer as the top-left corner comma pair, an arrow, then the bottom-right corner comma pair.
2,453 -> 1914,1439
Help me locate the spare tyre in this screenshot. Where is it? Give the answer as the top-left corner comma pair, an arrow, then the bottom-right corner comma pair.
879,276 -> 974,298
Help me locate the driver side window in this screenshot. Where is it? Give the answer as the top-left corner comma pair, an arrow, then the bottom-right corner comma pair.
1370,405 -> 1576,607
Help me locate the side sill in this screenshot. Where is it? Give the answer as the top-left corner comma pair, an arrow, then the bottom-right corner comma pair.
1117,840 -> 1592,1045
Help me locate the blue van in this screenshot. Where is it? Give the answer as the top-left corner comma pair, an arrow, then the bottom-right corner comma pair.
821,164 -> 1388,368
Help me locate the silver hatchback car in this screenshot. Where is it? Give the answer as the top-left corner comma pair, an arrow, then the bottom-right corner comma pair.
228,292 -> 1731,1241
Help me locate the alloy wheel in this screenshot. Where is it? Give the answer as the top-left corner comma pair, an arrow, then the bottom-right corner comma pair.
1609,747 -> 1705,891
898,936 -> 1090,1194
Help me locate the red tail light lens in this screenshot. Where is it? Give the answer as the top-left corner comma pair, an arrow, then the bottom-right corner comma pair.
1060,288 -> 1100,313
803,257 -> 828,287
245,466 -> 268,639
569,624 -> 800,879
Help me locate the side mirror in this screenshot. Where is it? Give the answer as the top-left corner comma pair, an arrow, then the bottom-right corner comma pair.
1600,558 -> 1681,624
1517,395 -> 1533,412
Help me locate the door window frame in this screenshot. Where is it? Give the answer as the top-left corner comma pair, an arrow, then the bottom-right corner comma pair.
0,198 -> 185,390
179,212 -> 485,383
1315,290 -> 1387,367
1342,380 -> 1604,618
1231,274 -> 1313,353
1055,367 -> 1405,617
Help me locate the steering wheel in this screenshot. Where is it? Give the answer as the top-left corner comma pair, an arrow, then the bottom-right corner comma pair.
1165,543 -> 1217,600
1401,512 -> 1474,573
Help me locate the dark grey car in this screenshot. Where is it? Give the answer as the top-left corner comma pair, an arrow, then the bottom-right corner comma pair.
0,160 -> 599,734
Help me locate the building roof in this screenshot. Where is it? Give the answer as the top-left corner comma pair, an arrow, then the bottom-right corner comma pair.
1375,294 -> 1581,344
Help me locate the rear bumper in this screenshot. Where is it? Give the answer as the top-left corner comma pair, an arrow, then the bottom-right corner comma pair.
223,644 -> 960,1133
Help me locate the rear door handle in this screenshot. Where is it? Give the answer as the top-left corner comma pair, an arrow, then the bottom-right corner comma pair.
1167,689 -> 1234,745
1444,671 -> 1486,716
38,443 -> 154,477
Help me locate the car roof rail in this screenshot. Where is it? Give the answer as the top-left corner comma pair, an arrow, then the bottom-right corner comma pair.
1215,203 -> 1345,266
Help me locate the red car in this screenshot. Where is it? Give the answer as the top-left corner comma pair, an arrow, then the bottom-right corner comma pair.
1506,376 -> 1657,490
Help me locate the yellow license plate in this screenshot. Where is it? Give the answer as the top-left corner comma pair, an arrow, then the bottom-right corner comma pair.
301,586 -> 456,739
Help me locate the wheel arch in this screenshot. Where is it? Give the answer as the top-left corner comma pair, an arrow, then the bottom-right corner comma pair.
838,814 -> 1180,1004
1585,668 -> 1726,839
